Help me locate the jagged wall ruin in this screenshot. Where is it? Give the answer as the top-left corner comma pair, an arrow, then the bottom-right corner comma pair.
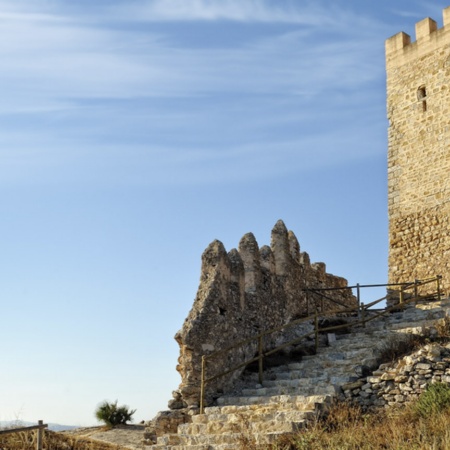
173,220 -> 357,410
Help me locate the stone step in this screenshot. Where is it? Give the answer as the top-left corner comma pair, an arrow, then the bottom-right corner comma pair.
192,409 -> 314,426
206,394 -> 330,415
262,377 -> 317,388
178,412 -> 312,435
151,444 -> 221,450
215,393 -> 332,408
163,425 -> 292,450
240,379 -> 347,397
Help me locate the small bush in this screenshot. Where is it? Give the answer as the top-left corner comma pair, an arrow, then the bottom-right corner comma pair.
414,383 -> 450,417
95,400 -> 136,428
377,334 -> 426,364
436,316 -> 450,340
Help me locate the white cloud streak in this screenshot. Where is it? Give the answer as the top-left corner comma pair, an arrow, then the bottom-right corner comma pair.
0,0 -> 388,186
107,0 -> 377,29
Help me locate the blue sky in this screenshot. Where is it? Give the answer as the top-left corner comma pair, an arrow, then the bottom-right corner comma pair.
1,0 -> 448,427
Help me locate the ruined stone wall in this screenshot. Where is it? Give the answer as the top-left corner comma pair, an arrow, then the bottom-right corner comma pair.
343,342 -> 450,411
386,8 -> 450,295
173,220 -> 356,410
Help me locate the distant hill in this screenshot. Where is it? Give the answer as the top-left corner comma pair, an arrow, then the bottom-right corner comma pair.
0,421 -> 78,432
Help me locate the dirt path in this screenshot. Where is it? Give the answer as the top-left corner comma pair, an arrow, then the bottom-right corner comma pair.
62,424 -> 146,450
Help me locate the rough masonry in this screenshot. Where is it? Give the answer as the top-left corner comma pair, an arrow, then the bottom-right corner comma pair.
173,220 -> 356,410
386,7 -> 450,296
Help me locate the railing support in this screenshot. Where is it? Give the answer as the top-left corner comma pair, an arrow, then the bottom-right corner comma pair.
437,275 -> 442,302
195,276 -> 442,411
314,311 -> 319,352
37,420 -> 44,450
357,283 -> 361,319
200,356 -> 206,414
258,336 -> 264,385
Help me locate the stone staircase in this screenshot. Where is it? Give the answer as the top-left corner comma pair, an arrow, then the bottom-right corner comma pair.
150,300 -> 450,450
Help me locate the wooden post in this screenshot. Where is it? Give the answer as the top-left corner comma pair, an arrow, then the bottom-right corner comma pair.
314,311 -> 319,352
414,279 -> 418,302
361,303 -> 365,328
437,275 -> 442,302
37,421 -> 43,450
258,336 -> 264,385
357,283 -> 361,319
399,287 -> 404,305
200,356 -> 206,414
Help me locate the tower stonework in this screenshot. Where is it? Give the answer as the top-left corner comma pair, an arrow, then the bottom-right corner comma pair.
386,7 -> 450,294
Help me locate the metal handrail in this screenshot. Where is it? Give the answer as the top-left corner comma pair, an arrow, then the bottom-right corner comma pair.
199,275 -> 442,413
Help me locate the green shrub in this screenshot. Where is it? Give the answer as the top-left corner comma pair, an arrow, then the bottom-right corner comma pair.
414,382 -> 450,417
95,400 -> 136,428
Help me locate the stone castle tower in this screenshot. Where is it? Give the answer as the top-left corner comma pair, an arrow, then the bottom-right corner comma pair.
386,7 -> 450,294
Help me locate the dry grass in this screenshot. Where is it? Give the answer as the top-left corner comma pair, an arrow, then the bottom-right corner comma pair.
273,400 -> 450,450
0,429 -> 126,450
436,316 -> 450,341
377,333 -> 427,365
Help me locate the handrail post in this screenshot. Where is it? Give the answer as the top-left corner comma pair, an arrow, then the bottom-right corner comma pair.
37,421 -> 43,450
200,356 -> 206,414
258,336 -> 264,385
361,302 -> 365,328
437,275 -> 442,302
399,286 -> 404,305
414,279 -> 418,302
357,283 -> 361,320
314,311 -> 319,352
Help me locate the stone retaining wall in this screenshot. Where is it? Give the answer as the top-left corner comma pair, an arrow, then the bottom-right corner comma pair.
342,341 -> 450,410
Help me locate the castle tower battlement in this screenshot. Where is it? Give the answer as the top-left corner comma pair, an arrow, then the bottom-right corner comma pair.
386,6 -> 450,293
386,7 -> 450,67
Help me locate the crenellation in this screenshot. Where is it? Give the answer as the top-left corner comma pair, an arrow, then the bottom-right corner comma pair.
415,17 -> 438,41
228,248 -> 245,310
259,245 -> 274,271
385,8 -> 450,69
444,6 -> 450,26
300,251 -> 311,267
288,230 -> 300,263
270,219 -> 291,276
238,233 -> 261,294
385,32 -> 411,55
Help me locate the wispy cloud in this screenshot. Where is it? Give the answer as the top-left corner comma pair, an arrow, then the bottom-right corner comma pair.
106,0 -> 382,32
108,0 -> 315,23
0,0 -> 388,186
